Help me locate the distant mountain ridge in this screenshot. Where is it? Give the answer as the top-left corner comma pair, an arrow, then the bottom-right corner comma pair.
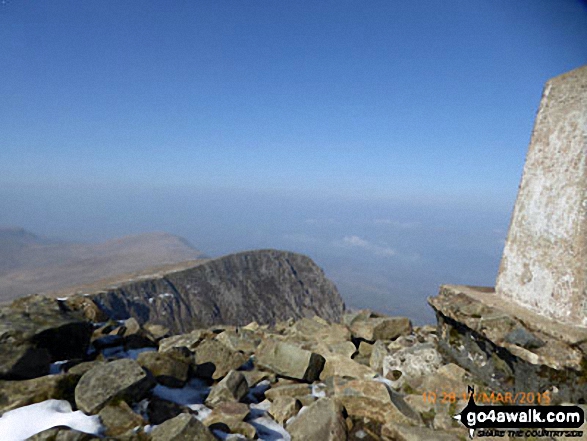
0,228 -> 205,303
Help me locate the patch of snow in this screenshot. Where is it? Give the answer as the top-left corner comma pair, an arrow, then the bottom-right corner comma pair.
187,403 -> 212,421
148,297 -> 154,304
56,297 -> 68,301
0,399 -> 103,441
158,293 -> 174,299
49,360 -> 69,375
355,429 -> 367,438
374,376 -> 394,389
249,416 -> 291,441
311,382 -> 326,398
153,378 -> 210,406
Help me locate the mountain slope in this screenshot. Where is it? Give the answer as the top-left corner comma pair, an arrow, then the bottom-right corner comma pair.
85,249 -> 345,333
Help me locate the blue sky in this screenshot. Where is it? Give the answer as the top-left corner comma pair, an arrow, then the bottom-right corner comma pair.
1,1 -> 586,322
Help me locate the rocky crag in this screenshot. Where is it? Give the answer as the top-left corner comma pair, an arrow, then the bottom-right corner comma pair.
0,293 -> 476,440
82,250 -> 345,334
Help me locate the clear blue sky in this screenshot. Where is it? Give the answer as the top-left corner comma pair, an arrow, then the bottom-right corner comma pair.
2,0 -> 586,203
1,1 -> 586,322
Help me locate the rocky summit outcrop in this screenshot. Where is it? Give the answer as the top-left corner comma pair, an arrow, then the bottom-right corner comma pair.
84,249 -> 345,334
0,295 -> 93,380
0,300 -> 491,441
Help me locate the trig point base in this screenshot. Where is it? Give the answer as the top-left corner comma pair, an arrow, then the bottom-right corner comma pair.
428,65 -> 587,403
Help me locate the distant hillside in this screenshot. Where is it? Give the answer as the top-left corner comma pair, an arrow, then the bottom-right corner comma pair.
0,228 -> 205,303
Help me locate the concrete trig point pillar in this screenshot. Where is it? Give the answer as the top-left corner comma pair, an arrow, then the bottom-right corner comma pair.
496,65 -> 587,326
428,65 -> 587,403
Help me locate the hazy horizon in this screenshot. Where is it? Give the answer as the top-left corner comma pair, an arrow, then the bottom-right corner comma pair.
2,1 -> 586,323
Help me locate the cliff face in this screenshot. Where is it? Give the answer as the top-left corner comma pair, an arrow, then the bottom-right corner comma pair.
87,250 -> 345,333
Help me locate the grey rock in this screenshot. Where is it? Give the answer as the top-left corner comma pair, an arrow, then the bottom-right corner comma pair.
150,413 -> 216,441
268,396 -> 302,425
255,339 -> 325,382
205,370 -> 249,408
0,373 -> 80,415
75,359 -> 155,414
136,351 -> 189,388
98,401 -> 144,437
504,327 -> 545,349
350,316 -> 412,342
89,250 -> 345,334
194,339 -> 248,380
0,295 -> 93,380
382,342 -> 442,389
28,428 -> 100,440
287,397 -> 347,441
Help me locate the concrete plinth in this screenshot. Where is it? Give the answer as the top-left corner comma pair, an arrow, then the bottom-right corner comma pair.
496,66 -> 587,326
429,285 -> 587,403
428,66 -> 587,402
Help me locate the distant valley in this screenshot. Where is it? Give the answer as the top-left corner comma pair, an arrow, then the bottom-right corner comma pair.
0,228 -> 205,303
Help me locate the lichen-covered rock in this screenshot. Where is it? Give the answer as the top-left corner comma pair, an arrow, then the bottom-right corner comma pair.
350,316 -> 412,342
287,397 -> 347,441
205,370 -> 249,408
319,353 -> 377,381
382,342 -> 442,389
194,339 -> 248,380
136,351 -> 189,388
98,401 -> 144,437
268,396 -> 302,425
264,383 -> 312,401
89,250 -> 345,334
150,413 -> 216,441
158,329 -> 211,354
332,379 -> 420,425
255,339 -> 325,382
0,295 -> 93,380
74,359 -> 155,414
0,373 -> 80,415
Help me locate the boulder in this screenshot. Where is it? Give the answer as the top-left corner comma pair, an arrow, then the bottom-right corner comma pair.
382,342 -> 442,389
255,339 -> 325,382
287,397 -> 347,441
204,402 -> 254,437
74,359 -> 155,414
0,295 -> 93,380
350,316 -> 412,342
369,340 -> 389,373
205,370 -> 249,408
28,428 -> 100,440
98,401 -> 144,437
332,379 -> 420,425
146,396 -> 190,425
268,396 -> 302,425
0,373 -> 80,415
194,339 -> 249,380
158,329 -> 211,354
150,413 -> 216,441
215,328 -> 262,355
320,353 -> 377,381
136,351 -> 189,388
264,383 -> 312,401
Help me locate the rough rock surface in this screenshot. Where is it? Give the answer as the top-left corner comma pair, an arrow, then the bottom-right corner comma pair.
255,338 -> 325,382
150,413 -> 216,441
87,250 -> 345,333
0,295 -> 93,380
287,397 -> 347,440
74,358 -> 155,414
